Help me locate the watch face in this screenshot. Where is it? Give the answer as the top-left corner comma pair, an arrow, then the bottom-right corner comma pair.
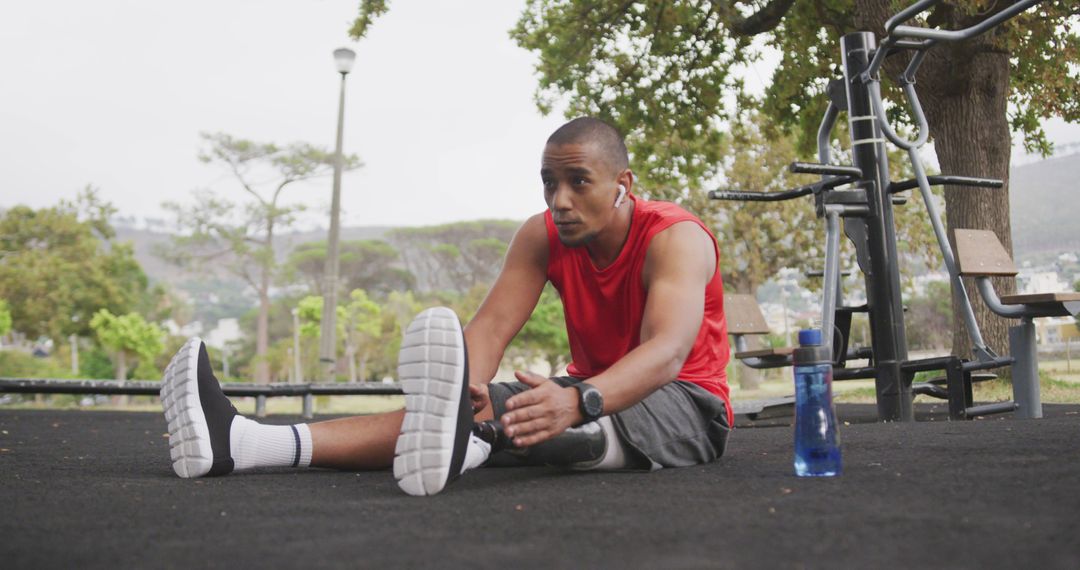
582,388 -> 604,418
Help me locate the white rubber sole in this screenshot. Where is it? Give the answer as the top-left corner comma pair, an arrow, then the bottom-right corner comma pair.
393,307 -> 468,496
160,337 -> 214,478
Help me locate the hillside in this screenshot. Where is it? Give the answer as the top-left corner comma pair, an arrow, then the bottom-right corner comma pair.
107,152 -> 1077,322
1010,152 -> 1080,259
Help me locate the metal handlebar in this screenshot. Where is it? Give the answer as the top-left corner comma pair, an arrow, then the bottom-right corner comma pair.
709,175 -> 856,202
892,0 -> 1042,42
708,186 -> 814,202
888,175 -> 1004,194
789,162 -> 863,178
883,0 -> 941,33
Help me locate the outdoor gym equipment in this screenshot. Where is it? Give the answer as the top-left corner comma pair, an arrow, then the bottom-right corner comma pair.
711,0 -> 1044,422
954,229 -> 1080,419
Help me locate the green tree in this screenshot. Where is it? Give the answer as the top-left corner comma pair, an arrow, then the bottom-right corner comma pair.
906,280 -> 953,351
284,239 -> 414,297
341,289 -> 383,382
510,0 -> 1078,359
296,292 -> 384,381
0,299 -> 11,339
0,189 -> 151,342
161,132 -> 361,384
508,285 -> 570,376
89,309 -> 165,381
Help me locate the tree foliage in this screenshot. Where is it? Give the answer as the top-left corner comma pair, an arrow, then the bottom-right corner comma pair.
350,0 -> 390,39
89,309 -> 165,381
513,1 -> 1077,181
0,299 -> 11,338
905,280 -> 953,350
0,189 -> 151,341
284,239 -> 414,297
508,285 -> 570,375
161,132 -> 361,383
297,290 -> 398,381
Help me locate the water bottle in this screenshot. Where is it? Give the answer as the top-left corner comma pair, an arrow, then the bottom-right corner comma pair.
793,328 -> 842,477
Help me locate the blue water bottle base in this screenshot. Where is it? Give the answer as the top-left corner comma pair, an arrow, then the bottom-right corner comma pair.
794,447 -> 842,477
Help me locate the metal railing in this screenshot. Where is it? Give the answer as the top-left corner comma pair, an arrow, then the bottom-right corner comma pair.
0,377 -> 405,419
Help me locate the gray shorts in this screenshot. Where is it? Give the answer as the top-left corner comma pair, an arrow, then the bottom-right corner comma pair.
488,376 -> 731,469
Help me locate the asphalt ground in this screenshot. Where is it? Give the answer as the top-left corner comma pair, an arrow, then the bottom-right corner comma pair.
2,404 -> 1079,569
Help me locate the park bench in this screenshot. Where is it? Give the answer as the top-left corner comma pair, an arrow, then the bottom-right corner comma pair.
725,294 -> 794,369
955,229 -> 1080,419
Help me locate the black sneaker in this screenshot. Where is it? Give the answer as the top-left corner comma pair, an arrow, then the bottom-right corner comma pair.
160,338 -> 238,478
393,307 -> 474,496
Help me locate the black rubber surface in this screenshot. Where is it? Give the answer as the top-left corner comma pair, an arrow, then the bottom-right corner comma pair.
3,404 -> 1080,569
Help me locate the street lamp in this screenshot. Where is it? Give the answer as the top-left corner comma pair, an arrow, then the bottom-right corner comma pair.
319,46 -> 356,382
292,307 -> 302,384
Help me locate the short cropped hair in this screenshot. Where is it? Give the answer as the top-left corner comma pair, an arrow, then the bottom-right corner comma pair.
546,117 -> 629,173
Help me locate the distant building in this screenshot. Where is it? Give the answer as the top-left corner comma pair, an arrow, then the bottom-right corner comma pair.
161,318 -> 242,349
204,319 -> 241,349
1018,270 -> 1067,295
1035,317 -> 1080,347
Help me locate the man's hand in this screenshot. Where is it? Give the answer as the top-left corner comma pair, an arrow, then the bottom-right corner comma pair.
501,371 -> 582,447
469,383 -> 491,415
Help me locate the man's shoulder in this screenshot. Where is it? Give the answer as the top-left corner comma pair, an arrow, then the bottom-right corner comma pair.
636,199 -> 710,240
508,212 -> 551,267
637,198 -> 704,225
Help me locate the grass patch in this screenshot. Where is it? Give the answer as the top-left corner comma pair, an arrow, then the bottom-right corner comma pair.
834,371 -> 1080,404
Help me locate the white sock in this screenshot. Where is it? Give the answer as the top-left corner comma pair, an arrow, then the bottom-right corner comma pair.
460,433 -> 491,474
229,416 -> 312,471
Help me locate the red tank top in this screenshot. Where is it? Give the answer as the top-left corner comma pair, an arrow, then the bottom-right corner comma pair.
544,195 -> 732,424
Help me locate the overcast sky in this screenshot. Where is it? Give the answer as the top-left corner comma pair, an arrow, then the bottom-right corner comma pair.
1,1 -> 1077,230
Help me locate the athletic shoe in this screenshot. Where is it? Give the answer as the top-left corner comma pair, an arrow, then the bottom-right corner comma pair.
160,338 -> 238,478
393,307 -> 479,496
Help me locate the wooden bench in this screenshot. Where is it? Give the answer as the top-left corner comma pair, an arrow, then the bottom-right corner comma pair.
955,229 -> 1080,419
725,294 -> 794,368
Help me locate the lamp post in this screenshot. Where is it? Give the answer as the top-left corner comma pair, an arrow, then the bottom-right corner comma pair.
292,307 -> 302,384
318,47 -> 356,382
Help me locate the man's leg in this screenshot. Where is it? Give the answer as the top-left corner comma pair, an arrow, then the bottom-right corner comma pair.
162,337 -> 367,477
307,411 -> 402,470
481,378 -> 646,470
161,308 -> 491,494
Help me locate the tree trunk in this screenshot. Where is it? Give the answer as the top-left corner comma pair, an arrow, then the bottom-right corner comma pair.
347,343 -> 357,382
115,351 -> 128,382
115,351 -> 129,406
255,285 -> 270,384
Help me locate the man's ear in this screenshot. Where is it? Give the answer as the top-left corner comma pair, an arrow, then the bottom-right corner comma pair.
618,170 -> 634,195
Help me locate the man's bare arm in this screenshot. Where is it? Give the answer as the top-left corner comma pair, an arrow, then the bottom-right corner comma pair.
502,221 -> 716,446
462,213 -> 549,388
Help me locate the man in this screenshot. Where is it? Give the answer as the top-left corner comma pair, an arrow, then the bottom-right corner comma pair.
161,117 -> 732,496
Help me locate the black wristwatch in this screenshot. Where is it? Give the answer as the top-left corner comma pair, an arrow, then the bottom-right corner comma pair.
571,382 -> 604,423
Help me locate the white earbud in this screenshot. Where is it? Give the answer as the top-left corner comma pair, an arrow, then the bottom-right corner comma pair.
614,184 -> 627,208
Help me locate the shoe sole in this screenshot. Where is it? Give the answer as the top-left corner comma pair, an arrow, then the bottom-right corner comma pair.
393,307 -> 470,496
160,337 -> 214,478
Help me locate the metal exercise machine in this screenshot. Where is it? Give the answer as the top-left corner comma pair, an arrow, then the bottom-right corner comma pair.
712,0 -> 1044,422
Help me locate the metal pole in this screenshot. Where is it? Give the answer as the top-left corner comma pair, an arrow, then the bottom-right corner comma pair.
319,71 -> 349,382
841,32 -> 914,422
1010,320 -> 1042,419
292,308 -> 302,384
69,335 -> 79,375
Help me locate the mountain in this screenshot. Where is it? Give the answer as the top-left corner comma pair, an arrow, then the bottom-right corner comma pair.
1010,152 -> 1080,259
